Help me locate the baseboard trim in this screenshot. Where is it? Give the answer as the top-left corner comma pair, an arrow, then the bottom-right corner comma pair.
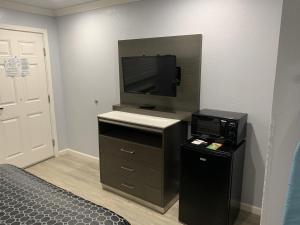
59,148 -> 99,161
240,202 -> 261,216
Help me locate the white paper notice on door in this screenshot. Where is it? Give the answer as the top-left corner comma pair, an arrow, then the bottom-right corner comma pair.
20,58 -> 30,77
4,57 -> 20,77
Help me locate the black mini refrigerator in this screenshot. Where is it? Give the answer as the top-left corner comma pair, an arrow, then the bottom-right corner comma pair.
179,109 -> 247,225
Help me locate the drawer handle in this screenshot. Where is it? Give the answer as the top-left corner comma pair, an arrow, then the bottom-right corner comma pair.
120,148 -> 135,154
121,166 -> 135,172
121,183 -> 135,189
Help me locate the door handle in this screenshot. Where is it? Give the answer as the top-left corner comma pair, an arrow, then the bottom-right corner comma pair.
0,107 -> 3,111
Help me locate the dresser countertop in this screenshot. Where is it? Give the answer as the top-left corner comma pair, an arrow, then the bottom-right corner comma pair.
98,111 -> 180,129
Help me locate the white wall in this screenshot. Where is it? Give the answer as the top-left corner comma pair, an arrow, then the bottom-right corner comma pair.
261,0 -> 300,224
57,0 -> 283,207
0,8 -> 68,149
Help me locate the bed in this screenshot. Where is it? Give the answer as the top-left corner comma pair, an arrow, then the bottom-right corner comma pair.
0,164 -> 130,225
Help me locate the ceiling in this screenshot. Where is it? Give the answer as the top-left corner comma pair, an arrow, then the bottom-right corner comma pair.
10,0 -> 97,10
1,0 -> 141,16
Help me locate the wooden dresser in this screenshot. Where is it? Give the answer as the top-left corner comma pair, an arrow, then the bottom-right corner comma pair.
98,111 -> 187,213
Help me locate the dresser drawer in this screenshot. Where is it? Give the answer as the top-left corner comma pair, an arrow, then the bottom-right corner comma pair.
99,135 -> 162,169
101,168 -> 162,206
145,185 -> 162,205
101,171 -> 143,199
100,153 -> 162,189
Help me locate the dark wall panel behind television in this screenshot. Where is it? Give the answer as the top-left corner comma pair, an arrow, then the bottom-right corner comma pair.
118,34 -> 202,112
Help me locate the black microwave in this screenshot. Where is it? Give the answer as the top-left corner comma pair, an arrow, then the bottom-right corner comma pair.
191,109 -> 248,145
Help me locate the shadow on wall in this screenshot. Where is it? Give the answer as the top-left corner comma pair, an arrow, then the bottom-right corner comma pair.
293,74 -> 300,84
277,109 -> 300,172
242,123 -> 264,206
271,110 -> 300,224
281,112 -> 300,225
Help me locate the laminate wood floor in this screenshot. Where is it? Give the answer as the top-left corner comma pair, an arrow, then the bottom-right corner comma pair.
26,151 -> 260,225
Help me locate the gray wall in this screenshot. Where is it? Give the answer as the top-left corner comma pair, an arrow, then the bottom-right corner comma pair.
0,8 -> 68,149
261,0 -> 300,224
57,0 -> 283,207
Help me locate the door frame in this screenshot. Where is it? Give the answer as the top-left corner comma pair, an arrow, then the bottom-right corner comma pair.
0,23 -> 59,157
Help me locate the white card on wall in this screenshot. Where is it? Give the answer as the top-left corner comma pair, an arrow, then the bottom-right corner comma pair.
20,58 -> 30,77
4,57 -> 20,77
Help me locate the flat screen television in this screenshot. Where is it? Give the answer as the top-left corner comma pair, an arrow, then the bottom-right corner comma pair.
122,55 -> 177,97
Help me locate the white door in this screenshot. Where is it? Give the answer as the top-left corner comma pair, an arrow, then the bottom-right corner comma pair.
0,28 -> 54,168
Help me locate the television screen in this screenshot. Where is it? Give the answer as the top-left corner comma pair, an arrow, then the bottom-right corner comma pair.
122,55 -> 177,97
